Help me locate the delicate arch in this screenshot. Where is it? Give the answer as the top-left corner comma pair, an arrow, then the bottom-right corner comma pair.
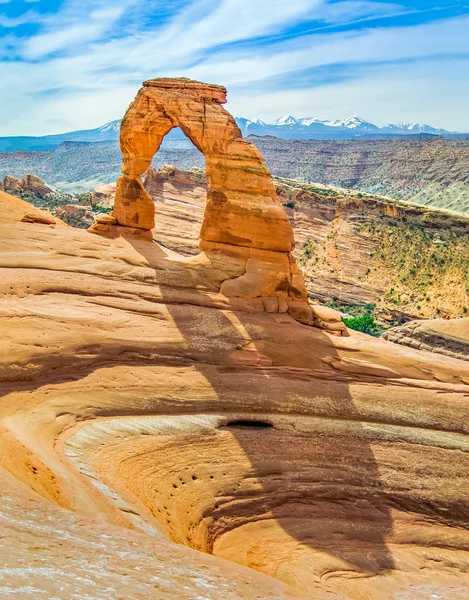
113,78 -> 293,252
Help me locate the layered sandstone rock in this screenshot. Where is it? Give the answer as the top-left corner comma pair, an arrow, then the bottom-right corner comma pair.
0,467 -> 293,600
21,173 -> 53,197
141,165 -> 469,323
2,190 -> 469,599
0,189 -> 64,225
90,78 -> 333,331
115,78 -> 292,251
3,175 -> 22,193
55,204 -> 95,227
1,174 -> 53,197
90,182 -> 116,208
384,317 -> 469,361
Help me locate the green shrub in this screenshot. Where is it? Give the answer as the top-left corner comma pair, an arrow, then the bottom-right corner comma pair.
342,313 -> 381,337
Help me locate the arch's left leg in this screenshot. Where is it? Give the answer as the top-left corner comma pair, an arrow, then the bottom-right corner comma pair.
114,89 -> 174,230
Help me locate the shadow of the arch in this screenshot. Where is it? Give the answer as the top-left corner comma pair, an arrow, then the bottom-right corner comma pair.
111,76 -> 395,586
124,233 -> 396,583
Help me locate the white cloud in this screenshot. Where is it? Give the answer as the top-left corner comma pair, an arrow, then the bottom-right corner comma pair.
21,3 -> 128,59
175,15 -> 469,87
0,0 -> 467,135
317,1 -> 402,23
227,58 -> 469,131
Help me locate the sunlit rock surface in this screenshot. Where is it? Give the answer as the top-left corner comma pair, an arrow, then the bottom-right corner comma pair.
1,184 -> 469,598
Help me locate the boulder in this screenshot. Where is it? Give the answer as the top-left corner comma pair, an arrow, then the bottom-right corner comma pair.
21,174 -> 53,197
55,205 -> 95,227
91,183 -> 116,208
3,175 -> 22,193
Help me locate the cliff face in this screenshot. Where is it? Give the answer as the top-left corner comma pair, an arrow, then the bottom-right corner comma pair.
143,166 -> 469,323
251,137 -> 469,214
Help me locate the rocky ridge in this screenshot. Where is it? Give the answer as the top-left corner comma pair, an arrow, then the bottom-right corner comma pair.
2,137 -> 469,215
0,173 -> 53,197
252,136 -> 469,213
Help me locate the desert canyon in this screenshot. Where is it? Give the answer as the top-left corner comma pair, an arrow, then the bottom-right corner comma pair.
2,78 -> 469,600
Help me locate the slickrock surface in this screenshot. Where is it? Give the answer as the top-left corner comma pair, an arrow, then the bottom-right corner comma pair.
0,189 -> 64,225
0,467 -> 294,600
2,189 -> 469,598
384,317 -> 469,361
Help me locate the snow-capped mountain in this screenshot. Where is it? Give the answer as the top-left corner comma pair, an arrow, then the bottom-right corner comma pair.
274,115 -> 298,126
330,116 -> 378,131
0,114 -> 457,153
235,114 -> 452,140
97,120 -> 122,134
381,122 -> 449,135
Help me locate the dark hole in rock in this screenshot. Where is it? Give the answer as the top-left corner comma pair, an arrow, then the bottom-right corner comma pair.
222,420 -> 273,429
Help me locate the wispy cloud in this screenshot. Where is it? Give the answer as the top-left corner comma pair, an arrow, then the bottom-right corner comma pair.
0,10 -> 39,27
22,7 -> 127,59
317,1 -> 402,23
0,0 -> 468,135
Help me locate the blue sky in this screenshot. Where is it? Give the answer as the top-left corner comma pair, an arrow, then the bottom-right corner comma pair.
0,0 -> 468,135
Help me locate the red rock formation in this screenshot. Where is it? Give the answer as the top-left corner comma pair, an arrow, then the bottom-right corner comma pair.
140,165 -> 469,323
384,317 -> 469,361
90,79 -> 339,331
1,174 -> 53,197
114,78 -> 292,250
90,183 -> 116,208
55,204 -> 95,227
21,174 -> 53,197
3,175 -> 22,193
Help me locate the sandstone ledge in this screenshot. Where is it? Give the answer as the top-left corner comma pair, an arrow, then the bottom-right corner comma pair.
383,317 -> 469,362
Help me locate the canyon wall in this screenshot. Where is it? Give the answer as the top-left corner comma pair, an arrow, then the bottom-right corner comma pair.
141,166 -> 469,324
252,136 -> 469,213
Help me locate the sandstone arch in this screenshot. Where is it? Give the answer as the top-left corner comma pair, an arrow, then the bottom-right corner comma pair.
114,78 -> 293,252
93,78 -> 346,332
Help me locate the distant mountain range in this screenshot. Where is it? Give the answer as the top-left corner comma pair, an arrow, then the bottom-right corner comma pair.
0,121 -> 122,153
0,115 -> 464,152
236,115 -> 455,139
